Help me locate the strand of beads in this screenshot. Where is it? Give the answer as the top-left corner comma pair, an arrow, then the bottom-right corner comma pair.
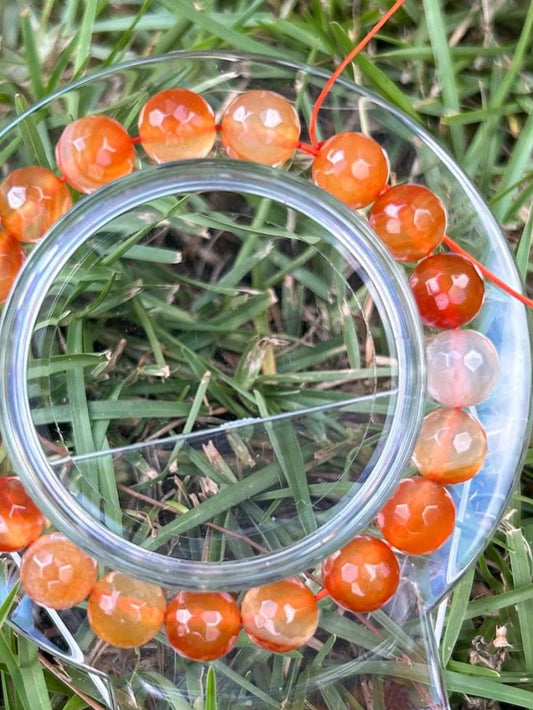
0,83 -> 502,661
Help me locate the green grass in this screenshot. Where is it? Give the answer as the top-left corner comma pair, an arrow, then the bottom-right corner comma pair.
0,1 -> 532,709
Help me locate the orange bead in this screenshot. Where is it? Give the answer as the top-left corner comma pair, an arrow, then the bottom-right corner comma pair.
311,132 -> 389,209
220,90 -> 300,166
56,116 -> 135,194
413,408 -> 488,484
409,253 -> 484,329
0,477 -> 44,552
241,578 -> 318,653
377,478 -> 456,555
322,536 -> 400,613
369,184 -> 446,262
0,231 -> 24,303
165,591 -> 241,661
20,532 -> 97,609
88,572 -> 166,648
0,166 -> 72,242
138,88 -> 216,163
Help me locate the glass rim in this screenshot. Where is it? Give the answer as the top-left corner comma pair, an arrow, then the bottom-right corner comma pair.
0,158 -> 426,589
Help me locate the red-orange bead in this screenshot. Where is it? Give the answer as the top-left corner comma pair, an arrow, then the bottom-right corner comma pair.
311,132 -> 389,209
56,116 -> 135,194
409,254 -> 484,329
369,184 -> 446,262
165,591 -> 241,661
241,578 -> 318,653
88,572 -> 166,648
413,408 -> 488,484
20,532 -> 97,609
377,478 -> 456,555
138,88 -> 216,163
0,166 -> 72,242
0,477 -> 44,552
0,231 -> 24,303
322,536 -> 400,613
220,90 -> 300,166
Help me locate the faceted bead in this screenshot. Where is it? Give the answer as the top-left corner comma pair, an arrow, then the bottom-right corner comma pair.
20,532 -> 97,609
369,184 -> 446,262
88,572 -> 166,648
220,90 -> 300,166
322,535 -> 400,613
241,578 -> 318,653
0,477 -> 44,552
165,591 -> 240,661
0,166 -> 72,242
311,132 -> 389,209
409,253 -> 484,329
413,408 -> 488,484
377,478 -> 456,555
138,88 -> 216,163
56,116 -> 135,194
0,231 -> 24,303
426,329 -> 499,407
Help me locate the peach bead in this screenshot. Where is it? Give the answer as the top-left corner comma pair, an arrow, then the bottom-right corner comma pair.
20,532 -> 97,609
0,477 -> 44,552
0,231 -> 24,303
139,88 -> 216,163
241,578 -> 318,653
311,132 -> 389,208
88,572 -> 166,648
377,478 -> 456,555
369,184 -> 446,262
426,329 -> 500,407
165,591 -> 241,661
56,116 -> 135,194
220,90 -> 300,166
413,408 -> 488,484
322,536 -> 400,612
409,253 -> 484,329
0,166 -> 72,242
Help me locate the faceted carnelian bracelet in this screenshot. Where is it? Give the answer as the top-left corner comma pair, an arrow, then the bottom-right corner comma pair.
0,71 -> 501,658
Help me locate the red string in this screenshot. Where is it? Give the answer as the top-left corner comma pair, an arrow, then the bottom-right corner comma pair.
443,235 -> 533,308
308,0 -> 406,146
296,140 -> 320,157
130,135 -> 142,144
315,587 -> 329,602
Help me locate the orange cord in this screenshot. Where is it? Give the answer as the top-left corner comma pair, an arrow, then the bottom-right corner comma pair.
443,235 -> 533,308
308,0 -> 406,146
315,587 -> 330,602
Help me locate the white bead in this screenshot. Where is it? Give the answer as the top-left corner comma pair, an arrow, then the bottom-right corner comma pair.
426,329 -> 499,407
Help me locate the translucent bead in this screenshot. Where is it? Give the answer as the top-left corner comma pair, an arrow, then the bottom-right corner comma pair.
413,408 -> 488,484
426,329 -> 499,407
0,477 -> 44,552
0,231 -> 24,303
88,572 -> 166,648
56,116 -> 135,194
220,90 -> 300,166
0,166 -> 72,242
322,535 -> 400,612
138,88 -> 216,163
20,532 -> 97,609
377,478 -> 456,555
409,253 -> 484,329
311,132 -> 389,208
165,591 -> 241,661
369,184 -> 446,262
241,578 -> 318,653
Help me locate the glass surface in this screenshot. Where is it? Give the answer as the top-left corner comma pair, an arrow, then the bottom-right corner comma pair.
0,52 -> 530,710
